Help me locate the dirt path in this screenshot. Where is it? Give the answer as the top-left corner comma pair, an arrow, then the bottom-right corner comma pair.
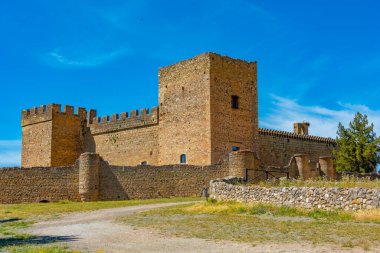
27,202 -> 369,253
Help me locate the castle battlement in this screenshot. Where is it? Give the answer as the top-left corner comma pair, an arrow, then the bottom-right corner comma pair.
21,104 -> 93,127
89,106 -> 159,135
258,128 -> 336,144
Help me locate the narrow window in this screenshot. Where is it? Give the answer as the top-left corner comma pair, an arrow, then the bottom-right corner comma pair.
180,154 -> 187,164
231,95 -> 239,109
232,146 -> 240,151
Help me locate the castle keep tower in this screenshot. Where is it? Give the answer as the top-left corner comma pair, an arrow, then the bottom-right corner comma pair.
158,53 -> 257,165
21,104 -> 89,167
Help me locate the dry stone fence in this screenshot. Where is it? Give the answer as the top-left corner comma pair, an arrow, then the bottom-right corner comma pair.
210,177 -> 380,210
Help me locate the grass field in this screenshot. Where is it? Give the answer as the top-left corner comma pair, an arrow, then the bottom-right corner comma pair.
4,196 -> 380,251
122,200 -> 380,250
0,197 -> 199,253
0,197 -> 199,220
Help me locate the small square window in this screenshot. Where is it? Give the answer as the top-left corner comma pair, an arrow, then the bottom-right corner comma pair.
232,146 -> 240,151
231,96 -> 239,109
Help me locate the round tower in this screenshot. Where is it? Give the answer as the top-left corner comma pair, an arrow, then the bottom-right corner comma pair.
79,152 -> 100,201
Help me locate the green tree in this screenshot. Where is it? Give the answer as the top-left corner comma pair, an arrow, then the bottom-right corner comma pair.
334,112 -> 380,173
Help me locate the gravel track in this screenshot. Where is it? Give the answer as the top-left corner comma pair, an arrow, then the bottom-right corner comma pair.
27,202 -> 370,253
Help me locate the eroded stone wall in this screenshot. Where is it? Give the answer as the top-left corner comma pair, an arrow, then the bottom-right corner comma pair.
0,166 -> 80,204
210,177 -> 380,210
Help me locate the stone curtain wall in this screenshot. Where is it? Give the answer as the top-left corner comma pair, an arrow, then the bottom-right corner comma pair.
0,166 -> 80,204
257,130 -> 335,168
89,107 -> 159,166
98,163 -> 229,200
0,153 -> 230,204
210,177 -> 380,210
91,125 -> 159,166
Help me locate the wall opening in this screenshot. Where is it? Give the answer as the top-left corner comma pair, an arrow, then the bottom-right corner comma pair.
180,154 -> 187,164
231,95 -> 239,109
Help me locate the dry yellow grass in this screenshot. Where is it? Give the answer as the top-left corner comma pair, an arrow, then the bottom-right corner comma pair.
123,201 -> 380,250
184,201 -> 248,214
352,209 -> 380,222
0,197 -> 200,220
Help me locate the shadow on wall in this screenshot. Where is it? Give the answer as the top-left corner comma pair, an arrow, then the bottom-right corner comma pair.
101,163 -> 229,200
99,162 -> 129,200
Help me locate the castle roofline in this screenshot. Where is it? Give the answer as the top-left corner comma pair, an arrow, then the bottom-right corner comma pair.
158,52 -> 257,71
258,128 -> 336,144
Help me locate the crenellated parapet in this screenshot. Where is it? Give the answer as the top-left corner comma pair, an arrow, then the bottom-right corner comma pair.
90,106 -> 159,135
21,104 -> 96,127
258,128 -> 336,144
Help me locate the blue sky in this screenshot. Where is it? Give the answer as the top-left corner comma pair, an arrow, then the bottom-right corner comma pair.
1,0 -> 380,166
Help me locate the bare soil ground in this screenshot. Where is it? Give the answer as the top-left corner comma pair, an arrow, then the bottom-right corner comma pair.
26,202 -> 372,253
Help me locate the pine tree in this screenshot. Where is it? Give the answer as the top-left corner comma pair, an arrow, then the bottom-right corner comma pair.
334,112 -> 380,173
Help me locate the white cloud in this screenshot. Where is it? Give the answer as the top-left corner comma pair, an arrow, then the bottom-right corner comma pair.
0,140 -> 21,147
47,48 -> 128,68
260,95 -> 380,138
0,140 -> 21,167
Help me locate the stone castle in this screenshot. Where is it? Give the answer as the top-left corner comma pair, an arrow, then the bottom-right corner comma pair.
0,52 -> 338,204
21,52 -> 335,169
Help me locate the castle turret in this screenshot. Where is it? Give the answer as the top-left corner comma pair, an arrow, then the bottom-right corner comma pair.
21,104 -> 95,167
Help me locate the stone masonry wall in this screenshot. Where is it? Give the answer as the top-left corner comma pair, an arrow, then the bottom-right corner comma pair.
51,108 -> 86,166
158,53 -> 212,165
210,177 -> 380,210
0,153 -> 231,204
257,129 -> 335,167
99,162 -> 229,200
210,54 -> 258,164
21,104 -> 88,167
91,125 -> 159,166
0,166 -> 80,204
86,107 -> 159,166
21,122 -> 53,167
